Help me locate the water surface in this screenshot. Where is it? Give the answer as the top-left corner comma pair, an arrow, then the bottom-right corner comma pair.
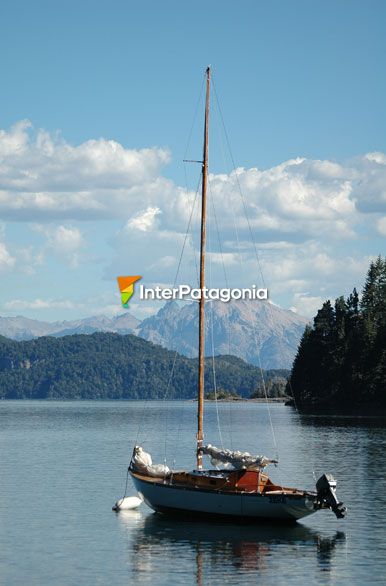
1,401 -> 385,585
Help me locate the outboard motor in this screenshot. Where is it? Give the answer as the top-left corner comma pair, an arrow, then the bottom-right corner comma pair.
316,474 -> 347,519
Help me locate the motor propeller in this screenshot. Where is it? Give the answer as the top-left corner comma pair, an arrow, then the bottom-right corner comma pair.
316,474 -> 347,519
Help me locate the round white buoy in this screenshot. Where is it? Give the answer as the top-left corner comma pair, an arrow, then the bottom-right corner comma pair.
112,496 -> 143,511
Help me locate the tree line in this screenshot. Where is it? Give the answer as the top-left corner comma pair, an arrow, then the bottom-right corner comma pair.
287,256 -> 386,414
0,331 -> 287,400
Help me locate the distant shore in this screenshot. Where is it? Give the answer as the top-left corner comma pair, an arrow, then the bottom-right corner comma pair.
202,397 -> 288,403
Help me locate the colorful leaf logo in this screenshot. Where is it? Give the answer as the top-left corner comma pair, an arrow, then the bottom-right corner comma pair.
117,276 -> 142,307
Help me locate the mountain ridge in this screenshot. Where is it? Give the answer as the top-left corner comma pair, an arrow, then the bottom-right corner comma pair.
137,300 -> 309,369
0,332 -> 288,400
0,300 -> 308,369
0,313 -> 140,340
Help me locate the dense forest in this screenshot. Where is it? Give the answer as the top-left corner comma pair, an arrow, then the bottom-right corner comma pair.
0,332 -> 287,400
287,256 -> 386,414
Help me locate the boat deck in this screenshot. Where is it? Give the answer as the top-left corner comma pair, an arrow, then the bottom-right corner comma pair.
130,468 -> 310,497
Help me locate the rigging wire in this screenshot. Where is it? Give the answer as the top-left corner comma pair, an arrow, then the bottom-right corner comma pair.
161,180 -> 202,464
137,132 -> 203,455
174,185 -> 202,461
230,193 -> 281,466
208,180 -> 232,354
189,176 -> 202,288
207,189 -> 225,450
212,76 -> 316,484
136,179 -> 203,456
183,73 -> 206,162
208,175 -> 234,449
212,76 -> 280,465
212,78 -> 268,289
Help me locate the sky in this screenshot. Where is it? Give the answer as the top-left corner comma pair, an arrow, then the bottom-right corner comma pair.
0,0 -> 385,321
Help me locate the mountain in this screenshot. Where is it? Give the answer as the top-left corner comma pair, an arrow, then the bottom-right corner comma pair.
0,300 -> 308,369
136,300 -> 309,369
0,315 -> 56,340
0,313 -> 140,340
0,332 -> 287,400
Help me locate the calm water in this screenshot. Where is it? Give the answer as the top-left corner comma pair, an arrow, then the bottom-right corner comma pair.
1,401 -> 386,585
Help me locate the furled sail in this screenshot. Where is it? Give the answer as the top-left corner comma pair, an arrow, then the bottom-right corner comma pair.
201,444 -> 277,469
130,446 -> 170,477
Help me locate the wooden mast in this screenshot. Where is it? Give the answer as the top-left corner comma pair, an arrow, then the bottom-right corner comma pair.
197,66 -> 210,469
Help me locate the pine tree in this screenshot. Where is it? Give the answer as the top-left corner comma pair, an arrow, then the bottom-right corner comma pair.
361,256 -> 386,334
289,257 -> 386,413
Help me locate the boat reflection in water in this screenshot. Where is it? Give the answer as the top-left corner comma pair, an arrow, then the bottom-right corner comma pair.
116,511 -> 346,583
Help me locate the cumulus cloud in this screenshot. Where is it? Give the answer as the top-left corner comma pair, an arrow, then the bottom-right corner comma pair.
0,241 -> 15,271
258,240 -> 372,299
0,120 -> 385,239
204,160 -> 357,242
127,207 -> 161,232
0,120 -> 170,220
349,152 -> 386,213
4,298 -> 77,310
33,224 -> 85,268
108,218 -> 187,283
1,120 -> 385,319
290,294 -> 326,317
376,216 -> 386,236
0,228 -> 43,275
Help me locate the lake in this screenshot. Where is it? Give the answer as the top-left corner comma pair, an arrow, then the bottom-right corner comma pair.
1,400 -> 385,585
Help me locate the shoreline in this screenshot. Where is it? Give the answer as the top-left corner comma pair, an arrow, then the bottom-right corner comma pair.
202,397 -> 288,403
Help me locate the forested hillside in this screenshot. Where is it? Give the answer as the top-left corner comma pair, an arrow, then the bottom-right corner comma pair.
288,257 -> 386,414
0,332 -> 286,400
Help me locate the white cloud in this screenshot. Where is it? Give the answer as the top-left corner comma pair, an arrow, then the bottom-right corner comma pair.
0,229 -> 43,275
0,120 -> 384,244
34,224 -> 85,268
148,255 -> 176,270
107,222 -> 188,284
204,161 -> 357,242
207,252 -> 239,266
350,152 -> 386,213
376,216 -> 386,236
126,207 -> 161,232
263,242 -> 371,292
4,298 -> 77,310
0,119 -> 31,157
290,294 -> 325,317
16,246 -> 44,275
0,120 -> 384,321
51,225 -> 83,253
0,241 -> 15,271
364,152 -> 386,165
0,121 -> 170,221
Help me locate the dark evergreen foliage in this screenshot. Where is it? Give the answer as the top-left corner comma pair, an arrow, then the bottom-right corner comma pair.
0,332 -> 287,400
287,257 -> 386,414
250,376 -> 288,399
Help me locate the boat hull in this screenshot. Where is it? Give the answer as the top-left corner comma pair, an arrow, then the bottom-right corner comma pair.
131,473 -> 317,522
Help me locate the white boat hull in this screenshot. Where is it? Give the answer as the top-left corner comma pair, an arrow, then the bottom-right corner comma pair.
131,473 -> 318,522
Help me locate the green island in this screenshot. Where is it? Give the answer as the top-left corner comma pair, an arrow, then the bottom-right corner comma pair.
288,257 -> 386,414
204,376 -> 288,401
0,332 -> 288,400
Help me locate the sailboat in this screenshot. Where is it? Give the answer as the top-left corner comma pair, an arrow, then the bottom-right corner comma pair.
127,67 -> 346,523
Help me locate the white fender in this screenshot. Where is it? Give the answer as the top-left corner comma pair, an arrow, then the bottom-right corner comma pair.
112,495 -> 143,511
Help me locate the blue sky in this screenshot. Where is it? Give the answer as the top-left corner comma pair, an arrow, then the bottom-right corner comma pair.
0,0 -> 385,321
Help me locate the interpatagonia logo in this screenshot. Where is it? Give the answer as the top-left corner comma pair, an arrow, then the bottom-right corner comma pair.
117,276 -> 142,307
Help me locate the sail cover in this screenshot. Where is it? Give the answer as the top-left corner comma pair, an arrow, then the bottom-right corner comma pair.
201,444 -> 277,469
130,446 -> 170,478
